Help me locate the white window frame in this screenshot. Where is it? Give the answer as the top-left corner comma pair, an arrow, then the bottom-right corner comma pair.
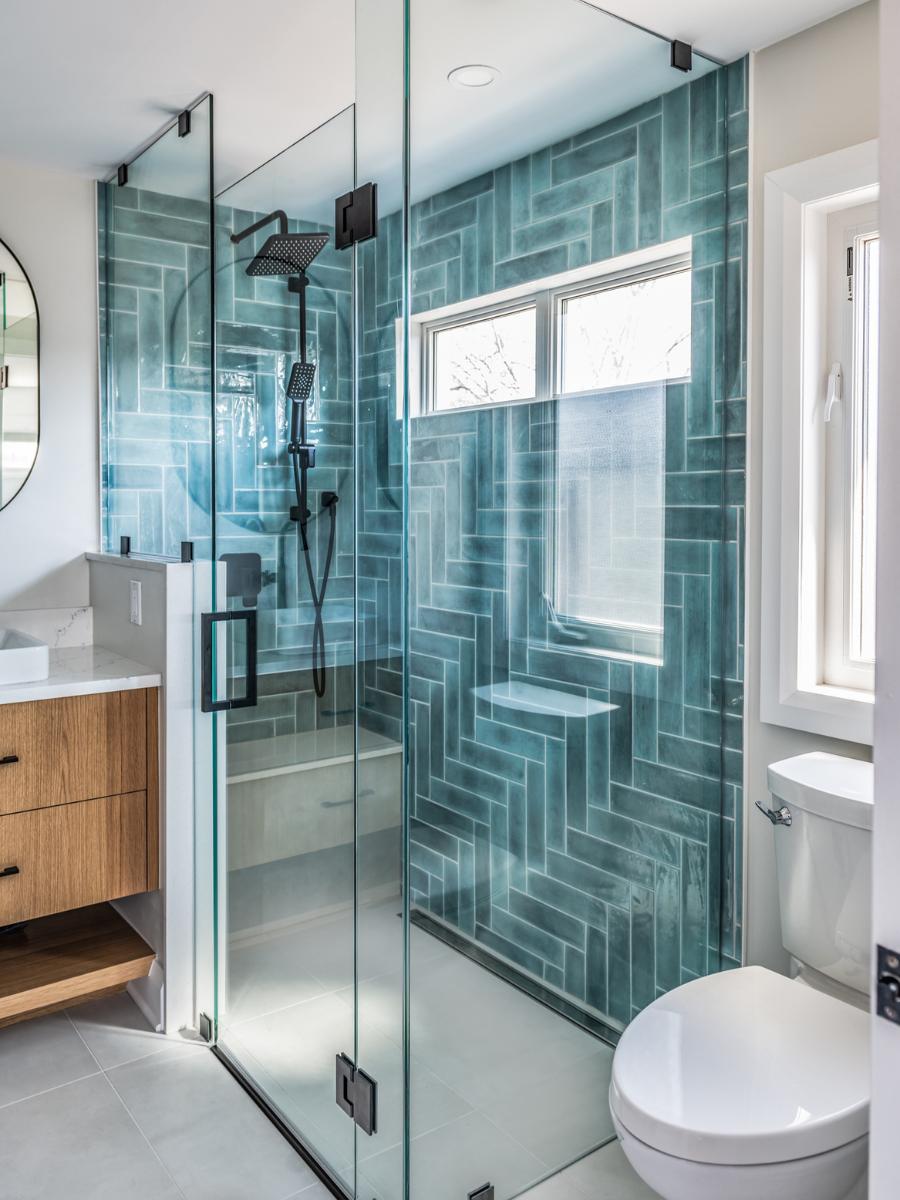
403,237 -> 692,420
823,209 -> 879,692
760,140 -> 878,744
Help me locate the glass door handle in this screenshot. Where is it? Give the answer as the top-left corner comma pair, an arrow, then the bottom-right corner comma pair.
201,610 -> 258,713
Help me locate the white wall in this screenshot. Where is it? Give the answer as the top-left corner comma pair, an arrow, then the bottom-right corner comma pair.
871,0 -> 900,1189
0,158 -> 99,611
746,1 -> 878,972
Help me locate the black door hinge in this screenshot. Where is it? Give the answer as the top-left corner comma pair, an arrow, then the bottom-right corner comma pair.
877,945 -> 900,1023
335,1053 -> 377,1135
335,182 -> 378,250
468,1186 -> 494,1200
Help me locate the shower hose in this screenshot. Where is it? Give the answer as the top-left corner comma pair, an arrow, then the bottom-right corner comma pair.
292,453 -> 337,699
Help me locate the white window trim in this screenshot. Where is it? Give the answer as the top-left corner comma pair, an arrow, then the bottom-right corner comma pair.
760,139 -> 878,744
400,237 -> 692,420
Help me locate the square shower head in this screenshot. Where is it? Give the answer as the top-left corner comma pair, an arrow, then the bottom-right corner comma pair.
287,361 -> 317,403
246,232 -> 330,277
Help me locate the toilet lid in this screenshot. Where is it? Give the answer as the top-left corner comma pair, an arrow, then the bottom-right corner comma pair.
609,966 -> 869,1166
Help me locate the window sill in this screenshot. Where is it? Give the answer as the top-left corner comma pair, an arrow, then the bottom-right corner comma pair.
760,681 -> 874,745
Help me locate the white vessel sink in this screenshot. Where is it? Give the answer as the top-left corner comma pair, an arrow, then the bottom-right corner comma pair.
0,628 -> 50,685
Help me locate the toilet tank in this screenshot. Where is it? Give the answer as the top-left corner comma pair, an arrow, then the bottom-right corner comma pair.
766,753 -> 873,996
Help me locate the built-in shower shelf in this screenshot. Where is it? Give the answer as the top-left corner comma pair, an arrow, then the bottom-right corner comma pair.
0,903 -> 155,1028
473,680 -> 617,718
227,724 -> 400,784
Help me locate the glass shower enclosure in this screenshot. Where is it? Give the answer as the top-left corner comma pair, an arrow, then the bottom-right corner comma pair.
98,2 -> 747,1197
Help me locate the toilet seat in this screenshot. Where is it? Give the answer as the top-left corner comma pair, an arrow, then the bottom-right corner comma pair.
609,966 -> 869,1166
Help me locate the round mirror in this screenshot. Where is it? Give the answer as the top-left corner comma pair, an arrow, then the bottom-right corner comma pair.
0,239 -> 39,509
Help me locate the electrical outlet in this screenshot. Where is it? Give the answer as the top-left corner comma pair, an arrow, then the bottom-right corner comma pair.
129,579 -> 142,626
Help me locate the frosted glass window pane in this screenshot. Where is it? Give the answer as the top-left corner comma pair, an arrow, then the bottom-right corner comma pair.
559,269 -> 691,393
432,306 -> 536,409
554,384 -> 665,634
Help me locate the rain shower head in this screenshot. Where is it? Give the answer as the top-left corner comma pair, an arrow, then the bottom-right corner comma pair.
230,209 -> 329,277
245,232 -> 329,277
287,361 -> 317,403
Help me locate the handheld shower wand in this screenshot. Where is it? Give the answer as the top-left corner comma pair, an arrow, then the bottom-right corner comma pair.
230,212 -> 337,697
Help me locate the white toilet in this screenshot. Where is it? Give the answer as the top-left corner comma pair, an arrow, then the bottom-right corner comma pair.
609,752 -> 873,1200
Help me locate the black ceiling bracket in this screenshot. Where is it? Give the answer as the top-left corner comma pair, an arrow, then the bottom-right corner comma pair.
117,162 -> 129,187
178,108 -> 192,138
468,1186 -> 494,1200
335,182 -> 378,250
671,40 -> 693,73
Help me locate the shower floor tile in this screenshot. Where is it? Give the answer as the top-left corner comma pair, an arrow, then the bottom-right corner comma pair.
222,894 -> 617,1197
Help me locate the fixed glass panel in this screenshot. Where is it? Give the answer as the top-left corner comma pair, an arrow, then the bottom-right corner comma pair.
432,305 -> 537,409
209,107 -> 360,1195
405,1 -> 747,1196
98,99 -> 213,558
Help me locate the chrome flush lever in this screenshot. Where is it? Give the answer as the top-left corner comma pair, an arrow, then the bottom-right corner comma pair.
755,801 -> 792,827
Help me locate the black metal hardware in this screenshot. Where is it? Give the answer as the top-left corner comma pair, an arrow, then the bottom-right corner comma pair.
334,182 -> 377,250
877,945 -> 900,1023
177,108 -> 191,138
117,163 -> 128,187
198,1012 -> 214,1043
0,272 -> 5,288
0,365 -> 8,391
671,40 -> 693,73
468,1186 -> 494,1200
201,609 -> 258,713
120,534 -> 131,557
180,540 -> 194,563
0,755 -> 19,766
335,1053 -> 377,1136
221,553 -> 262,607
0,866 -> 20,879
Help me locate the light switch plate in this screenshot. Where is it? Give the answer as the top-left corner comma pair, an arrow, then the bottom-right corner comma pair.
129,579 -> 142,626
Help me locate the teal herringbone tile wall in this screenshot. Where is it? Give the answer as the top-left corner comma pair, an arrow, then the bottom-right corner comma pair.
99,183 -> 356,714
358,60 -> 748,1025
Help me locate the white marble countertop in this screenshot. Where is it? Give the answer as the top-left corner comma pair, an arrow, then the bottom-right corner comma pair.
0,645 -> 161,705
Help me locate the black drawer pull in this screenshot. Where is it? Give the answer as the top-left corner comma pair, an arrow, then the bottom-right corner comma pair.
0,755 -> 18,766
0,866 -> 19,878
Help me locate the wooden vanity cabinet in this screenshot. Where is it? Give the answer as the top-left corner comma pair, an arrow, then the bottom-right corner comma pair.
0,688 -> 159,926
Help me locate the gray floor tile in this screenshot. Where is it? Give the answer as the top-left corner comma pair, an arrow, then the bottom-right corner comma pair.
107,1046 -> 318,1200
476,1048 -> 615,1170
367,1110 -> 548,1200
0,1073 -> 183,1200
67,991 -> 203,1070
560,1139 -> 663,1199
0,1010 -> 99,1107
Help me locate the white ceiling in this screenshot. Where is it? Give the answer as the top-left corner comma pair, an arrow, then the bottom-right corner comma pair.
0,0 -> 869,195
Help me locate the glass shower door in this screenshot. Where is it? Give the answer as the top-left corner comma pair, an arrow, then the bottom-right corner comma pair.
197,106 -> 365,1196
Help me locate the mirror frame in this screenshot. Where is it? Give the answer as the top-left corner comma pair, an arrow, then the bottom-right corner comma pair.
0,234 -> 40,511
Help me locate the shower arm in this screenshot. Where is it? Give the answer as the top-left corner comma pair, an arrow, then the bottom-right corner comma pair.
229,209 -> 289,245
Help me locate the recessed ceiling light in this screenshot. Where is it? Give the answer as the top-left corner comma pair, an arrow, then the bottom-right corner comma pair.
448,64 -> 500,89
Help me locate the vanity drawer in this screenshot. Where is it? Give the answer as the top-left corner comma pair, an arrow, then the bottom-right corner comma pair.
0,690 -> 147,816
0,792 -> 147,925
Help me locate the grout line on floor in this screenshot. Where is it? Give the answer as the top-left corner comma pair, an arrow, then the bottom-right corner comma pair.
0,1066 -> 103,1113
67,1008 -> 191,1200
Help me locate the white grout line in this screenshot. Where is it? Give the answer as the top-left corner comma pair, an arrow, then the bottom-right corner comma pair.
67,1007 -> 191,1200
0,1066 -> 103,1113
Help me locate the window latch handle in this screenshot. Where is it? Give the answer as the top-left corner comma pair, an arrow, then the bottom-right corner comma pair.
824,362 -> 843,423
